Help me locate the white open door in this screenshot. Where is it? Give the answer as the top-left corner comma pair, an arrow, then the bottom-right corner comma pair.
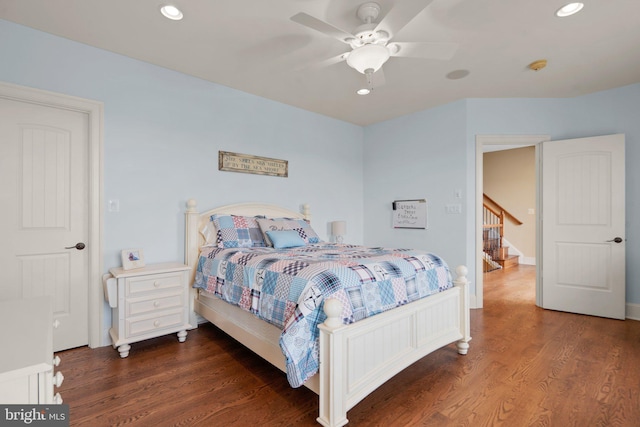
541,134 -> 625,319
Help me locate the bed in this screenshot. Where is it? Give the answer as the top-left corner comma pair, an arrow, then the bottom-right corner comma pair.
184,200 -> 471,427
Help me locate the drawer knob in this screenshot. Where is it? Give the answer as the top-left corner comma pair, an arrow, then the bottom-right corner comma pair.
154,281 -> 160,287
53,371 -> 64,387
154,320 -> 160,327
154,301 -> 160,307
53,355 -> 61,366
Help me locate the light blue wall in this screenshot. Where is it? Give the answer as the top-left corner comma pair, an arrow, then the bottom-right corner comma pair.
2,18 -> 639,316
0,19 -> 365,271
362,84 -> 640,305
0,19 -> 364,343
467,85 -> 640,304
363,101 -> 468,273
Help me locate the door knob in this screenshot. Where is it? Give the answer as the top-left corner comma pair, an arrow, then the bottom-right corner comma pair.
65,242 -> 86,250
606,237 -> 623,243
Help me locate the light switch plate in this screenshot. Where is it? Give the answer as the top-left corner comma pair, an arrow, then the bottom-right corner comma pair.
446,204 -> 462,214
108,199 -> 120,212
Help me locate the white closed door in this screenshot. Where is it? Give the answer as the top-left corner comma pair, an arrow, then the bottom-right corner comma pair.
541,134 -> 625,319
0,97 -> 89,350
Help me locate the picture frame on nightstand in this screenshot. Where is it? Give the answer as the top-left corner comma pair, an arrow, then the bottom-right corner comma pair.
121,248 -> 145,270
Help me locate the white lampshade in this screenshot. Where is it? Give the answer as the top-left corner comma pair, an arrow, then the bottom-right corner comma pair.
346,44 -> 390,74
331,221 -> 347,243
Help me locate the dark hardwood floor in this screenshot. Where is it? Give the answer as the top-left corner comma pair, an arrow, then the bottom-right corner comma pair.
58,265 -> 640,426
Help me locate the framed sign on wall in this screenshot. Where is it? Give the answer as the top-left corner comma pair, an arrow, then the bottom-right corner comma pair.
218,151 -> 288,177
392,199 -> 427,229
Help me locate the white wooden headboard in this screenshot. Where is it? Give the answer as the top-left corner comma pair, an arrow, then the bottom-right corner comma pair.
184,199 -> 311,276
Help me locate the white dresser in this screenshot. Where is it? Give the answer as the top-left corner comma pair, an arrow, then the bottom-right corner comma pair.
0,297 -> 63,404
105,262 -> 192,358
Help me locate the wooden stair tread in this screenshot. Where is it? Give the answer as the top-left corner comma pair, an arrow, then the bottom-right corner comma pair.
496,255 -> 519,269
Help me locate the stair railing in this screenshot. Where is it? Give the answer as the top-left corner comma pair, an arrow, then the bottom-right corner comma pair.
482,194 -> 523,272
483,205 -> 503,272
483,204 -> 504,248
483,193 -> 523,225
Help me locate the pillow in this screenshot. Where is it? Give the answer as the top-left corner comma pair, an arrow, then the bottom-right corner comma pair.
265,230 -> 306,249
211,214 -> 266,248
256,217 -> 321,247
200,221 -> 218,246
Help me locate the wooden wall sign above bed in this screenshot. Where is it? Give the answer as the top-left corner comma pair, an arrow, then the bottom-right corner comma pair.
218,151 -> 288,177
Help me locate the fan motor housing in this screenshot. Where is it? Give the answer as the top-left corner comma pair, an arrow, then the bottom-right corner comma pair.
357,2 -> 381,23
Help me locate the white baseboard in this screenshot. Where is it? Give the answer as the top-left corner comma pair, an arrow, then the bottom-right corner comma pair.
626,303 -> 640,321
501,238 -> 536,266
520,257 -> 536,265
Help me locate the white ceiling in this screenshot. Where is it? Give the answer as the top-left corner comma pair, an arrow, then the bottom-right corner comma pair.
1,0 -> 639,126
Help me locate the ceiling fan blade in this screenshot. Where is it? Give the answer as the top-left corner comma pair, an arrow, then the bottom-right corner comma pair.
290,12 -> 355,44
317,52 -> 350,68
294,52 -> 349,71
388,42 -> 458,60
375,0 -> 435,39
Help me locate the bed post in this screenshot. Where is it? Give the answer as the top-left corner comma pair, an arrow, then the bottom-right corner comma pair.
185,198 -> 200,328
454,265 -> 472,354
302,203 -> 311,222
317,299 -> 348,427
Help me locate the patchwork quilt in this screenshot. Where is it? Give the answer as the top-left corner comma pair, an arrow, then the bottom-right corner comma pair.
193,243 -> 453,387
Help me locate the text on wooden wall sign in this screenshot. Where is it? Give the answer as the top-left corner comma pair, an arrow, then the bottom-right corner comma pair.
218,151 -> 288,177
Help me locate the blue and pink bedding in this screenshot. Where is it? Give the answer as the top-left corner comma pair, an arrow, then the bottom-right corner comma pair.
193,243 -> 453,387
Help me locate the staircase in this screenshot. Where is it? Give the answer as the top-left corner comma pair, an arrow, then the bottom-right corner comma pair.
483,194 -> 522,272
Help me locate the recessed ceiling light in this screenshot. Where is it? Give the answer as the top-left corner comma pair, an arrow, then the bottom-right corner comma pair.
356,88 -> 371,95
556,2 -> 584,17
160,5 -> 183,20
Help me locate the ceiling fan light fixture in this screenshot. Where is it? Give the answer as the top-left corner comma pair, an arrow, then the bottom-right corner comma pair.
160,5 -> 184,20
346,44 -> 390,74
555,2 -> 584,17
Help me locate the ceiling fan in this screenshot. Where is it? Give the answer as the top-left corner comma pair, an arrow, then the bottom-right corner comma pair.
290,0 -> 458,93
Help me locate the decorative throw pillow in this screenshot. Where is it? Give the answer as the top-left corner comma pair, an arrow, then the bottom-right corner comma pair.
266,230 -> 306,249
211,214 -> 266,248
256,218 -> 321,247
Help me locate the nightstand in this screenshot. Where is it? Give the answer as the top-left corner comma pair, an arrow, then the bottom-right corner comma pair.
105,262 -> 192,358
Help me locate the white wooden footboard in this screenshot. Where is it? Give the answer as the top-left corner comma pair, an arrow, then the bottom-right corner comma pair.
316,266 -> 471,427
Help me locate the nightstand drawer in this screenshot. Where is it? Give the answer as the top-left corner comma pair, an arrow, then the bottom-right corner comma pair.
126,310 -> 184,337
126,272 -> 184,296
126,293 -> 184,317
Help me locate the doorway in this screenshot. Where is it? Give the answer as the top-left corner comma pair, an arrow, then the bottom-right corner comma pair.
474,135 -> 550,308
